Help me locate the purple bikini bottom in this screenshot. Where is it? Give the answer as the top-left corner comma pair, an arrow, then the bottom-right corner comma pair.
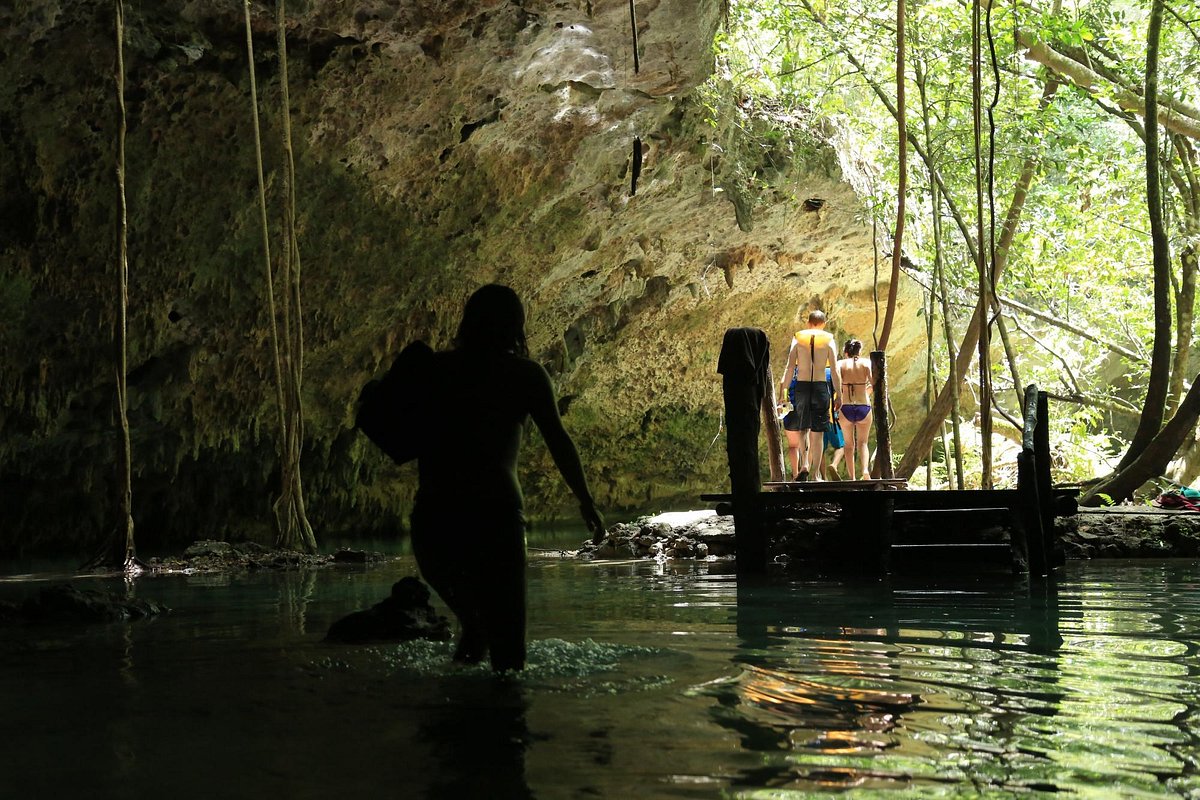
841,403 -> 872,423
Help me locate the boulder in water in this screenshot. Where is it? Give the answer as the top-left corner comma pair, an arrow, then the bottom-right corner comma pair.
325,576 -> 451,643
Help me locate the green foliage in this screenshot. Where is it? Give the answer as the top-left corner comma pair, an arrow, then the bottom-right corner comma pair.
719,0 -> 1200,482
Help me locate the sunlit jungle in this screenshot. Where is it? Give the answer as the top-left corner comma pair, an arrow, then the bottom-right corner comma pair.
5,0 -> 1200,797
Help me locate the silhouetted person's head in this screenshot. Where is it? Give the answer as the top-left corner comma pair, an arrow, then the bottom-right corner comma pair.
845,338 -> 863,358
455,284 -> 529,356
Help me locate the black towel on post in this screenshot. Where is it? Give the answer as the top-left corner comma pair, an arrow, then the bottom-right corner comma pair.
717,327 -> 770,391
717,327 -> 770,573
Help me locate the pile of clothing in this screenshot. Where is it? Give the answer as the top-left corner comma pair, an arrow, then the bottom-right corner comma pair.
1152,486 -> 1200,511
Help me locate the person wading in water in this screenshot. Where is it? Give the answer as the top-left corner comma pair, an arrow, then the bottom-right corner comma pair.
412,284 -> 604,672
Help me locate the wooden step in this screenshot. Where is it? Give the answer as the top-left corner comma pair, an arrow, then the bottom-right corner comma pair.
889,542 -> 1014,564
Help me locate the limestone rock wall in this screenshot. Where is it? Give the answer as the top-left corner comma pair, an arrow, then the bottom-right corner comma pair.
0,0 -> 926,553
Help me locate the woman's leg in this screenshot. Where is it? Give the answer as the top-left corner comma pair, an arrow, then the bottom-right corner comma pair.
855,417 -> 872,479
839,416 -> 856,479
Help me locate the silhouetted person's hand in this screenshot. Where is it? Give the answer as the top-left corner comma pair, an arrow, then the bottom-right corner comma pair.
582,501 -> 605,545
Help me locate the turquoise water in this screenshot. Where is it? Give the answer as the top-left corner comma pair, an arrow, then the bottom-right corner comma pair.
1,553 -> 1199,798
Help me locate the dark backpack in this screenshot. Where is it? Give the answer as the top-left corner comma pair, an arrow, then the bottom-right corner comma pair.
355,340 -> 434,464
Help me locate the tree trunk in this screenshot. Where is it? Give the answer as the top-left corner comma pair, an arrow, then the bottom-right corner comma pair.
1083,374 -> 1200,504
916,57 -> 966,489
1116,0 -> 1172,471
872,350 -> 894,479
972,0 -> 994,489
877,0 -> 906,353
1017,31 -> 1200,142
1169,248 -> 1197,413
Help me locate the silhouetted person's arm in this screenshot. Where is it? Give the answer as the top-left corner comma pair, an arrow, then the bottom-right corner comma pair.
526,361 -> 605,542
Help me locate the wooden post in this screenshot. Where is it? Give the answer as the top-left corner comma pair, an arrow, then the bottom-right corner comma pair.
871,350 -> 894,479
762,361 -> 785,482
1018,384 -> 1047,576
718,328 -> 770,573
1034,389 -> 1058,568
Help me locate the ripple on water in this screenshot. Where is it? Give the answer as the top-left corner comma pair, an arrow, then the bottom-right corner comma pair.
309,637 -> 674,695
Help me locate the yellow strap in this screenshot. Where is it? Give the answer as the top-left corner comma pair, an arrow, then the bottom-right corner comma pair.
794,330 -> 831,349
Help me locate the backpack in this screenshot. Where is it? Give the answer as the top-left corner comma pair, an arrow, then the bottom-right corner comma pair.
355,340 -> 434,465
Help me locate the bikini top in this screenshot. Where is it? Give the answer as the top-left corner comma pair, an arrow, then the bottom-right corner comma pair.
840,357 -> 871,401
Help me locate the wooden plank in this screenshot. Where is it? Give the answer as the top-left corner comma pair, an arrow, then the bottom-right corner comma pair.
761,478 -> 907,492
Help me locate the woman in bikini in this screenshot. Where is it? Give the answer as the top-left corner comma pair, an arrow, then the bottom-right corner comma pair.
836,339 -> 873,480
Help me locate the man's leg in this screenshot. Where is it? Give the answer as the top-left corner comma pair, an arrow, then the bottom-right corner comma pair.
785,429 -> 801,479
806,430 -> 823,478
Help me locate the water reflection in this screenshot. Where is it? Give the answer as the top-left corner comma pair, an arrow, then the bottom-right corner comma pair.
2,559 -> 1200,796
417,678 -> 533,799
696,568 -> 1200,795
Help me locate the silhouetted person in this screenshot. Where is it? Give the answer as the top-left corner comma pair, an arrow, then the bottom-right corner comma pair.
412,284 -> 604,672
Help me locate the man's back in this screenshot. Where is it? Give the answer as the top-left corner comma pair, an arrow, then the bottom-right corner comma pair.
792,328 -> 838,381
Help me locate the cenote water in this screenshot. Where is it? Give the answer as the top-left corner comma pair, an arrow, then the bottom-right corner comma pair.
2,542 -> 1199,798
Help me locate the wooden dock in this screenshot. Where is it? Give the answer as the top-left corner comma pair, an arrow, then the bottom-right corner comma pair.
711,328 -> 1077,577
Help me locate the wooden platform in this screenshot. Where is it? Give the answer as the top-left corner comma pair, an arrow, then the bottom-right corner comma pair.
761,479 -> 908,492
707,374 -> 1073,577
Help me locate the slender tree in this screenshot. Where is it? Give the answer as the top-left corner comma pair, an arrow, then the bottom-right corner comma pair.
972,0 -> 994,488
877,0 -> 906,353
1085,0 -> 1176,499
1114,0 -> 1173,472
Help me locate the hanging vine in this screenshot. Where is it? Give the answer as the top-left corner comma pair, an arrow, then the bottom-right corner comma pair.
273,0 -> 316,552
242,0 -> 316,553
85,0 -> 138,572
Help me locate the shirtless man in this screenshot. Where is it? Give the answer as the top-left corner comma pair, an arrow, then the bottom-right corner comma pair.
777,311 -> 841,481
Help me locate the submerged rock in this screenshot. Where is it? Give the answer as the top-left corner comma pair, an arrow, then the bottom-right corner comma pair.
325,576 -> 451,644
331,548 -> 386,564
2,584 -> 169,625
150,540 -> 336,573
